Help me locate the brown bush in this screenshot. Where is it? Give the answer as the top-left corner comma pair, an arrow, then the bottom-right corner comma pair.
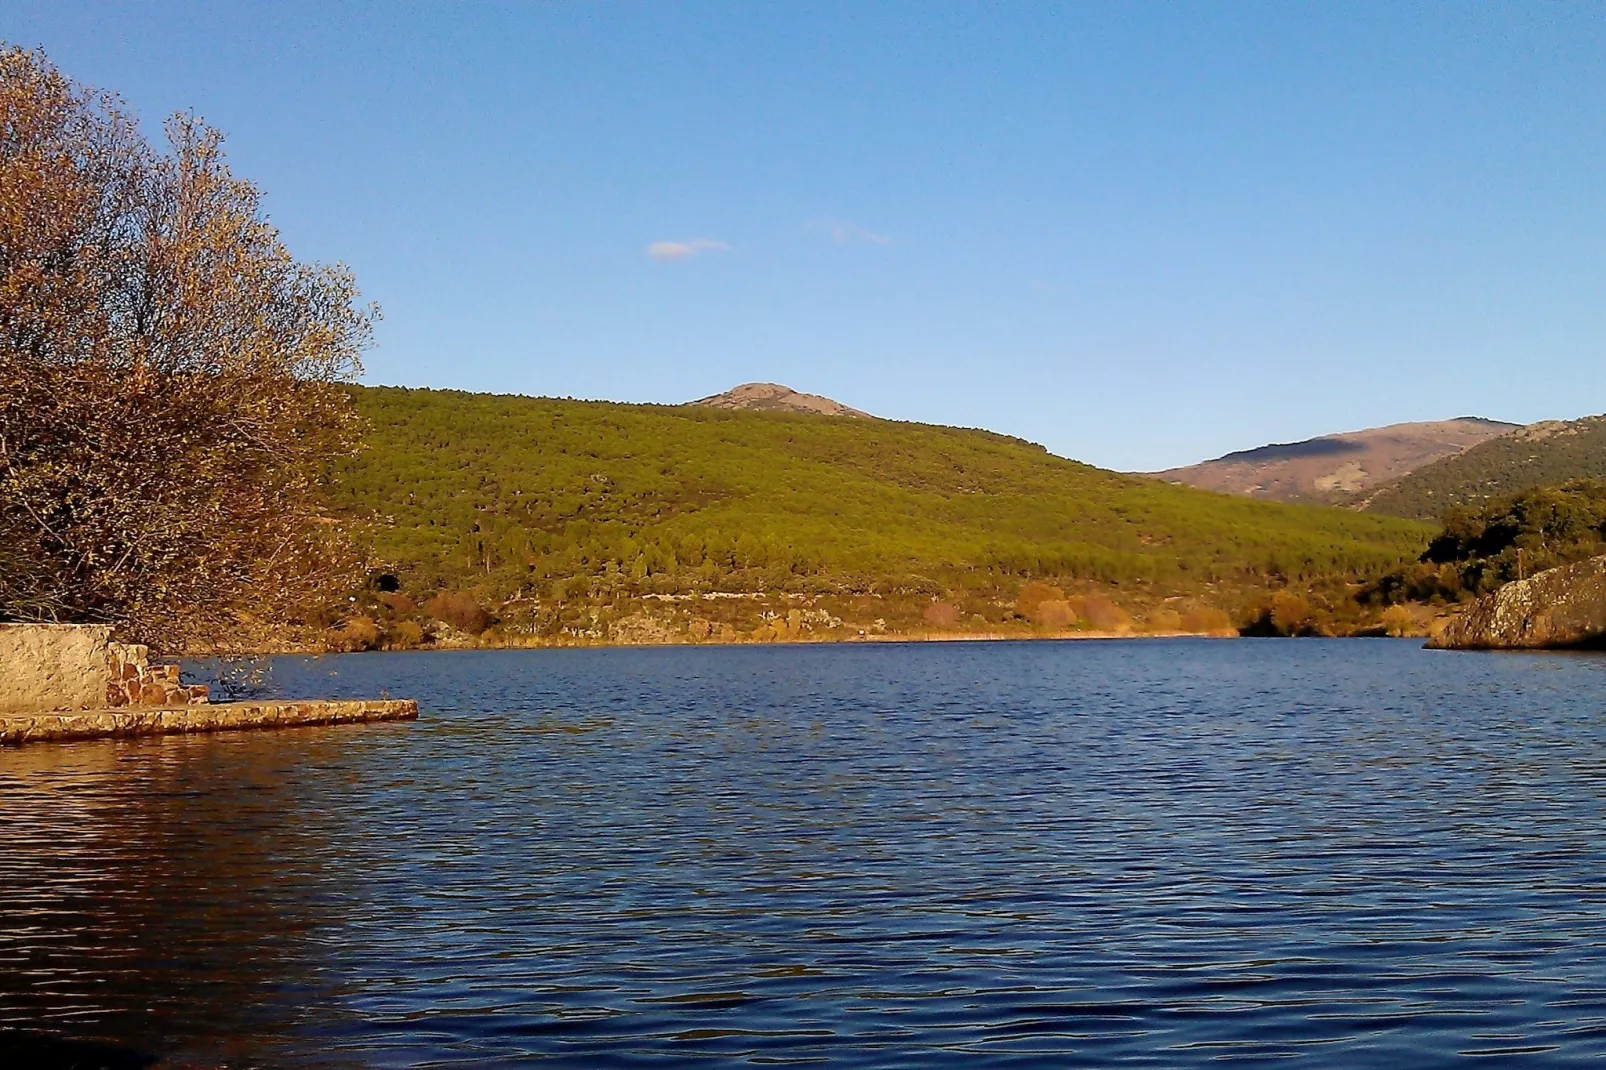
327,615 -> 381,652
1032,599 -> 1075,628
384,619 -> 424,649
1380,605 -> 1417,638
923,601 -> 960,628
1270,592 -> 1313,636
1016,582 -> 1066,618
377,592 -> 416,615
1146,607 -> 1183,633
1083,594 -> 1131,633
1180,606 -> 1233,633
424,591 -> 491,634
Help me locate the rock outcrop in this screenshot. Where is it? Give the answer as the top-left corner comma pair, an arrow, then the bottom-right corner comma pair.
690,382 -> 872,418
1427,555 -> 1606,650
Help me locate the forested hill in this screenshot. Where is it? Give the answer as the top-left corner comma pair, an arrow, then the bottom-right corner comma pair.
333,386 -> 1430,614
1362,416 -> 1606,520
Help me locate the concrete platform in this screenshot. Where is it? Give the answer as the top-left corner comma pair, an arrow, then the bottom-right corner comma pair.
0,698 -> 418,746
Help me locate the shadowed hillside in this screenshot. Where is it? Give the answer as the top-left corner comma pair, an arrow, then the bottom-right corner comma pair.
325,386 -> 1434,643
1361,416 -> 1606,519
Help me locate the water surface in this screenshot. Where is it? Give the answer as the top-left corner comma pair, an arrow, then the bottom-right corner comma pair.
3,640 -> 1605,1066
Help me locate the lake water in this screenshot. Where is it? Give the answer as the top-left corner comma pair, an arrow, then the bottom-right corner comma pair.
3,640 -> 1606,1067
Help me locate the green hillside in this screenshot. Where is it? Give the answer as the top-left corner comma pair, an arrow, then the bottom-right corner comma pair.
327,386 -> 1432,641
1363,416 -> 1606,519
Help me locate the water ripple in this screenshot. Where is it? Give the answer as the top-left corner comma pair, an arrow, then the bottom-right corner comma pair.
3,640 -> 1606,1066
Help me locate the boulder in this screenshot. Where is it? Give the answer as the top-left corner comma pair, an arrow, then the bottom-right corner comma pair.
1427,555 -> 1606,650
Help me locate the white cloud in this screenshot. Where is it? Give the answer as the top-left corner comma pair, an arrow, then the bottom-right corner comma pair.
811,220 -> 892,246
647,238 -> 730,261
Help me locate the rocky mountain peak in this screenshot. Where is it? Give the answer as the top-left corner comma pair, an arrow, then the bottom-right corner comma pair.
690,382 -> 872,418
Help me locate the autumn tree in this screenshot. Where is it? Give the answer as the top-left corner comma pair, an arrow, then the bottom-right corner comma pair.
0,45 -> 375,647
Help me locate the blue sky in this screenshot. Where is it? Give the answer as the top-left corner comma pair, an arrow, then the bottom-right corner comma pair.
6,2 -> 1603,471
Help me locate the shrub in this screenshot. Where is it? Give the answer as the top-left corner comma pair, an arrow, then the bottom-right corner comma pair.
1033,599 -> 1076,628
1380,605 -> 1417,638
1083,594 -> 1131,633
923,601 -> 960,628
1146,607 -> 1183,633
424,591 -> 491,634
327,615 -> 381,652
1016,582 -> 1066,619
1269,592 -> 1312,635
1180,606 -> 1232,633
384,619 -> 425,649
377,591 -> 417,615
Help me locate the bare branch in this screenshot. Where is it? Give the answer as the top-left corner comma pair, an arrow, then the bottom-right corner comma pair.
0,44 -> 373,650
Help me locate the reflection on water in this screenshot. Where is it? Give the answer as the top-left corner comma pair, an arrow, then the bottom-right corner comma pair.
0,729 -> 378,1066
3,640 -> 1606,1067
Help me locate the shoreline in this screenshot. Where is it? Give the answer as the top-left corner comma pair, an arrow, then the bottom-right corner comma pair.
193,627 -> 1265,657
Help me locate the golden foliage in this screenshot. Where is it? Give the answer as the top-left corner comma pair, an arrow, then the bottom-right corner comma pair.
1147,607 -> 1183,633
1179,606 -> 1233,634
1016,582 -> 1065,618
1269,593 -> 1313,635
424,591 -> 491,635
1032,599 -> 1076,628
1380,605 -> 1416,638
0,46 -> 374,647
1082,594 -> 1131,633
327,615 -> 381,652
384,619 -> 425,649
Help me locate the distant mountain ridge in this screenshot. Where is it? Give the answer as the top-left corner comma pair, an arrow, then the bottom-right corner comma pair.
1360,414 -> 1606,519
691,382 -> 871,418
1154,418 -> 1517,505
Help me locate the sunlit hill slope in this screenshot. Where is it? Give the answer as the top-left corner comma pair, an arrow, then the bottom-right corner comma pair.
323,387 -> 1434,643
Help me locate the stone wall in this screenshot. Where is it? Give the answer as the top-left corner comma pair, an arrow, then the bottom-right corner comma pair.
105,642 -> 209,707
0,624 -> 415,747
0,624 -> 207,713
0,624 -> 113,714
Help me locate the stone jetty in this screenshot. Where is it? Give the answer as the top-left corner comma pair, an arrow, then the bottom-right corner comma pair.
1,698 -> 417,745
1427,554 -> 1606,650
0,623 -> 416,746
